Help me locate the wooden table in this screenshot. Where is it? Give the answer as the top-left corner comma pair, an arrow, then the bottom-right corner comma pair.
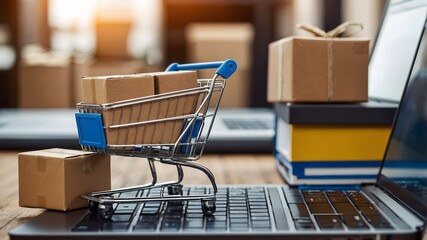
0,151 -> 282,239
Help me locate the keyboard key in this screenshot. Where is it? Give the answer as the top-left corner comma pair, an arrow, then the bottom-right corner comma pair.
284,194 -> 304,203
111,214 -> 132,222
134,222 -> 157,231
305,196 -> 328,203
294,219 -> 315,230
328,196 -> 350,203
315,215 -> 344,230
340,214 -> 369,229
289,203 -> 310,219
307,203 -> 334,214
364,215 -> 392,229
115,203 -> 138,214
302,191 -> 324,197
230,223 -> 249,231
206,221 -> 227,231
161,221 -> 181,231
332,202 -> 358,214
357,205 -> 380,216
102,222 -> 130,232
325,191 -> 345,197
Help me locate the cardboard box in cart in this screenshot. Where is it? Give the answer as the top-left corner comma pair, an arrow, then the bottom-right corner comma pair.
18,148 -> 111,211
267,31 -> 369,102
81,71 -> 198,146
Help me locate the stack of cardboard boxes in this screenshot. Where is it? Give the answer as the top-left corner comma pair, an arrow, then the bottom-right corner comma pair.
186,23 -> 254,108
268,28 -> 396,185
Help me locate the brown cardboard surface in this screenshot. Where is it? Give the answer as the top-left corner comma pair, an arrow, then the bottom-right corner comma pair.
186,23 -> 252,108
19,57 -> 72,108
186,23 -> 254,69
198,69 -> 250,108
268,36 -> 369,102
72,59 -> 163,105
18,148 -> 110,211
82,74 -> 155,104
82,71 -> 198,145
96,21 -> 131,59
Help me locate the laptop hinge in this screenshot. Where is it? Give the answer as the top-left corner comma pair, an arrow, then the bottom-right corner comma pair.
298,185 -> 360,191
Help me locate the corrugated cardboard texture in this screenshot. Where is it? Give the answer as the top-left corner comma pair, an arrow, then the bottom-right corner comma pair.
18,148 -> 110,211
82,71 -> 198,145
268,37 -> 369,102
82,74 -> 155,104
19,59 -> 72,108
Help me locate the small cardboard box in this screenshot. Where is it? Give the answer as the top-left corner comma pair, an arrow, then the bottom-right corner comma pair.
81,71 -> 198,145
186,23 -> 253,108
96,20 -> 132,59
186,23 -> 254,70
18,148 -> 111,211
267,36 -> 369,102
19,53 -> 72,108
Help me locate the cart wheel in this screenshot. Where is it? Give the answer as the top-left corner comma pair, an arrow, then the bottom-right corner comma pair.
168,184 -> 183,195
88,200 -> 99,215
201,200 -> 216,215
98,203 -> 114,220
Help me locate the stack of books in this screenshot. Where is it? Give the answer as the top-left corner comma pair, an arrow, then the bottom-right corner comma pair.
274,102 -> 396,185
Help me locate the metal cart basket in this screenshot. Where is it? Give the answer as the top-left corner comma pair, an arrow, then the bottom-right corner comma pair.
75,60 -> 237,219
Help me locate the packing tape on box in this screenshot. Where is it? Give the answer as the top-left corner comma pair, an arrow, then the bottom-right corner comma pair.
277,43 -> 284,100
297,21 -> 363,101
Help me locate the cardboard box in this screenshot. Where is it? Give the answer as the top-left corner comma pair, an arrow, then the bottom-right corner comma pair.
186,23 -> 253,108
186,23 -> 254,69
72,59 -> 163,105
81,71 -> 198,145
18,148 -> 111,211
96,21 -> 131,59
19,53 -> 72,108
267,37 -> 369,102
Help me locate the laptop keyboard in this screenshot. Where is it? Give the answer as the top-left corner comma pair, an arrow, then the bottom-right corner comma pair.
73,187 -> 273,233
72,186 -> 394,233
283,188 -> 393,230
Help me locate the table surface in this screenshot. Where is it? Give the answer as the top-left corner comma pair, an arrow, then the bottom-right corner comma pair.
0,151 -> 282,239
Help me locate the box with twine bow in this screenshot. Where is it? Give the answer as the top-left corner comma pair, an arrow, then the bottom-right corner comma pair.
267,22 -> 369,102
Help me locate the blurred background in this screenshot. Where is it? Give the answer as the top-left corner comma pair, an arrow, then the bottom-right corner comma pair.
0,0 -> 386,109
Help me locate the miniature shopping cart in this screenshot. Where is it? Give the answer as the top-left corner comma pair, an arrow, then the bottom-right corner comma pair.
75,60 -> 237,219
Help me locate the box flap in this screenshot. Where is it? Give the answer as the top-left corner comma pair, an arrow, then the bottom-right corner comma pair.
19,148 -> 95,159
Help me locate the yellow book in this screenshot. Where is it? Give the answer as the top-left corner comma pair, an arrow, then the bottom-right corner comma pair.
276,118 -> 391,161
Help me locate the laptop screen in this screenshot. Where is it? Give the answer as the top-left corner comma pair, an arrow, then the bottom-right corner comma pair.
368,0 -> 427,102
378,25 -> 427,220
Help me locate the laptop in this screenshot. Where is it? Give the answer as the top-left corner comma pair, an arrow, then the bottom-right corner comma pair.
8,2 -> 427,239
0,108 -> 275,153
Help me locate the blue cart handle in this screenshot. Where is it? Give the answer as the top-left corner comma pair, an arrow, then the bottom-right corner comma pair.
165,59 -> 237,79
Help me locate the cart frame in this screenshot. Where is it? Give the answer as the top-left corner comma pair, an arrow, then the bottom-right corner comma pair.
75,60 -> 237,219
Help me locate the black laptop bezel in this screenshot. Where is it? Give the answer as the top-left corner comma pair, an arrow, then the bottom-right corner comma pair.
376,18 -> 427,221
